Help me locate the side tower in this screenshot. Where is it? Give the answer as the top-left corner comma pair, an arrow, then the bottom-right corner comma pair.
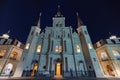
76,13 -> 103,77
14,14 -> 41,77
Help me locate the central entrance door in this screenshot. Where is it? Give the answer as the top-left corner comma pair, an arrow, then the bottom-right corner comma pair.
55,62 -> 62,78
56,63 -> 61,75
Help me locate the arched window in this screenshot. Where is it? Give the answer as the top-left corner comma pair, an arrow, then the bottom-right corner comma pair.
59,46 -> 62,52
0,49 -> 7,58
55,46 -> 59,52
76,45 -> 80,53
106,65 -> 115,76
10,51 -> 18,60
88,43 -> 92,49
36,45 -> 42,53
112,50 -> 120,60
55,46 -> 62,53
101,52 -> 108,61
25,43 -> 30,49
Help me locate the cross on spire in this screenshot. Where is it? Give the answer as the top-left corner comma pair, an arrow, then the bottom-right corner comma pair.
76,12 -> 83,27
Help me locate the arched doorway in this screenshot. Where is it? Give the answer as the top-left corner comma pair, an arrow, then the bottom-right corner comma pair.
55,63 -> 62,76
54,58 -> 62,78
31,61 -> 38,77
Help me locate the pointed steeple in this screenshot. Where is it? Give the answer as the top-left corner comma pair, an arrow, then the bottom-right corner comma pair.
37,13 -> 42,27
76,12 -> 83,27
55,5 -> 62,17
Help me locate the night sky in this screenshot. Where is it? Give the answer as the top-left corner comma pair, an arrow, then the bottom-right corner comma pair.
0,0 -> 120,44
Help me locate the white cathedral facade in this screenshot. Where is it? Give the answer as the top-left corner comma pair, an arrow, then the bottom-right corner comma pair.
14,8 -> 104,78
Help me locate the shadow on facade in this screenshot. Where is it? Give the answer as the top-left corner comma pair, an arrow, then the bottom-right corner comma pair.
22,70 -> 96,78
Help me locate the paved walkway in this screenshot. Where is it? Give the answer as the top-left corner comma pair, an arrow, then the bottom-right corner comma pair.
0,77 -> 120,80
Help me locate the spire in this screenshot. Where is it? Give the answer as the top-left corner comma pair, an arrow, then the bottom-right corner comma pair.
37,12 -> 42,27
55,5 -> 62,17
76,12 -> 83,27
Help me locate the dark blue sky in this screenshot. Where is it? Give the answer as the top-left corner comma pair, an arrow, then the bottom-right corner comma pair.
0,0 -> 120,44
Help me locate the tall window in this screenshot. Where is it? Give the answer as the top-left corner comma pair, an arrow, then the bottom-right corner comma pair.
112,50 -> 120,60
76,45 -> 80,53
36,45 -> 42,52
51,40 -> 53,51
36,32 -> 39,36
65,57 -> 68,72
64,41 -> 67,52
49,57 -> 52,71
59,46 -> 62,52
88,43 -> 92,49
101,52 -> 108,61
84,30 -> 88,35
55,46 -> 59,52
31,31 -> 34,35
25,43 -> 30,49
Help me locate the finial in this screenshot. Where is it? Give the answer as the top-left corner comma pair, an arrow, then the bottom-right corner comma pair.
37,12 -> 42,27
56,5 -> 62,17
76,12 -> 83,27
58,5 -> 60,9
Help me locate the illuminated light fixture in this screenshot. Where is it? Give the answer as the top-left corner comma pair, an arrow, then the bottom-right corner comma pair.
76,45 -> 80,52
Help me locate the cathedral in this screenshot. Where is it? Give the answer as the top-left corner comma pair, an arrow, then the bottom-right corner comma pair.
14,7 -> 103,78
